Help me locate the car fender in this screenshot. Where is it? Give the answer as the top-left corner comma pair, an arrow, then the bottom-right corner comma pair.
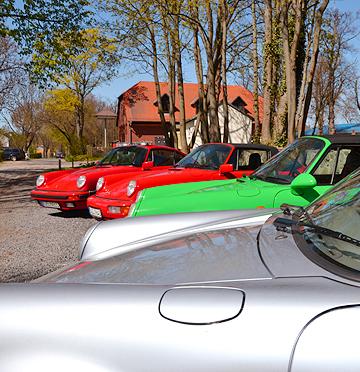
79,208 -> 279,261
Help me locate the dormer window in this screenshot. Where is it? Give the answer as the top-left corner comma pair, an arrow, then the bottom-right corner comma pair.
161,94 -> 170,113
231,96 -> 247,113
153,94 -> 178,114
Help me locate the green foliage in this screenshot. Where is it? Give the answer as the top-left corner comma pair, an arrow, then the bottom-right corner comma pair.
0,0 -> 92,81
273,131 -> 288,148
252,128 -> 261,144
0,150 -> 3,162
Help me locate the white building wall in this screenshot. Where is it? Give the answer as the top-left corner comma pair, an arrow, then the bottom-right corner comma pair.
186,105 -> 252,149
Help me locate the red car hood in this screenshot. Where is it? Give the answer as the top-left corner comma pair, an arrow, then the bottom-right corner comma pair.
96,167 -> 224,200
38,165 -> 145,192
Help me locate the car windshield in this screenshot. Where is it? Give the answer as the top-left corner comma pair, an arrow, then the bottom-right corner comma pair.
250,137 -> 324,184
174,144 -> 232,170
97,146 -> 148,166
299,168 -> 360,275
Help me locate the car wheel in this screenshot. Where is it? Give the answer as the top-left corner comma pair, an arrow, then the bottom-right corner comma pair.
11,155 -> 17,161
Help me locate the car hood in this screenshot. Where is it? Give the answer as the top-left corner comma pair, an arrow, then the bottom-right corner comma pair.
34,208 -> 329,285
39,165 -> 141,191
135,176 -> 283,215
96,167 -> 216,199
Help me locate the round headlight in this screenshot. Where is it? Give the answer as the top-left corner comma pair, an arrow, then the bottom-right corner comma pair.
36,174 -> 45,187
127,180 -> 137,197
77,175 -> 87,188
96,177 -> 104,191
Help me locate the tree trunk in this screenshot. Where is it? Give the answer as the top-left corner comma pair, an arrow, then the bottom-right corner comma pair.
161,5 -> 177,149
199,3 -> 221,143
251,0 -> 260,143
150,24 -> 171,146
221,0 -> 229,143
174,13 -> 188,154
191,7 -> 209,144
297,0 -> 329,137
281,0 -> 304,143
262,0 -> 273,143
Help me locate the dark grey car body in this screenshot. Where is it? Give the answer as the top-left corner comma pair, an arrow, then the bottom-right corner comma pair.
2,168 -> 360,371
0,147 -> 25,161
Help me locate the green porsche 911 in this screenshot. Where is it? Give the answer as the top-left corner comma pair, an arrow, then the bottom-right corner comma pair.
129,135 -> 360,217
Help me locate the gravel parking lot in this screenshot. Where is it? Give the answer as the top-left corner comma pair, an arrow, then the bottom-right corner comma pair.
0,158 -> 97,283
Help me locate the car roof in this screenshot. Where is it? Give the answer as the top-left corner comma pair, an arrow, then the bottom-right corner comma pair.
229,143 -> 277,150
308,134 -> 360,144
116,145 -> 184,152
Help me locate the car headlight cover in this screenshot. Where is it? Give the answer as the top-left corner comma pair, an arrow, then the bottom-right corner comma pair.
96,177 -> 104,191
127,180 -> 137,197
77,175 -> 87,188
36,174 -> 45,187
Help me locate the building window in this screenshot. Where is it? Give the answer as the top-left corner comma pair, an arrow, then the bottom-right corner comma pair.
161,94 -> 170,114
231,96 -> 247,113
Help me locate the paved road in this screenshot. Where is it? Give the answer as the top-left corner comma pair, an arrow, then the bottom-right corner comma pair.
0,158 -> 97,283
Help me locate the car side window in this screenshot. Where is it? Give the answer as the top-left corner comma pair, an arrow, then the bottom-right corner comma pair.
237,150 -> 269,170
174,151 -> 185,163
312,146 -> 360,185
149,149 -> 179,166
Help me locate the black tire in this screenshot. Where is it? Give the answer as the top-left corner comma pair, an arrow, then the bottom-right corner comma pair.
11,155 -> 17,161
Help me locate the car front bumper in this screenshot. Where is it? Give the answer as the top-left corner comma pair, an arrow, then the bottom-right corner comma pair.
30,189 -> 96,210
87,195 -> 133,220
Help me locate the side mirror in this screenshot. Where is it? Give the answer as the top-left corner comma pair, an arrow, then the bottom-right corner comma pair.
142,161 -> 154,170
290,173 -> 317,189
219,164 -> 234,174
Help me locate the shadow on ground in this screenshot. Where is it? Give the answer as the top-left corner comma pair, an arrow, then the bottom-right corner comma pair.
48,209 -> 93,219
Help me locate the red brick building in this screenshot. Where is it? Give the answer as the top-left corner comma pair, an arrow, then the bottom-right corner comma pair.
116,81 -> 263,145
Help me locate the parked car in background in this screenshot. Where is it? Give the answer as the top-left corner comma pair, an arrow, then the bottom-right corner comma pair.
87,143 -> 278,220
55,150 -> 65,158
0,147 -> 26,161
30,145 -> 185,211
129,135 -> 360,218
3,166 -> 360,371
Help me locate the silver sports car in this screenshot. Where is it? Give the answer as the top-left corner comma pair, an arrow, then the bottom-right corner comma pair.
3,169 -> 360,372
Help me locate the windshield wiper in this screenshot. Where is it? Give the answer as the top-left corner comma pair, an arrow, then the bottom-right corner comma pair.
183,163 -> 200,168
273,217 -> 360,248
263,176 -> 290,184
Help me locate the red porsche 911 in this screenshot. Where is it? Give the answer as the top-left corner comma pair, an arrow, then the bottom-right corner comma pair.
30,145 -> 185,211
87,143 -> 278,220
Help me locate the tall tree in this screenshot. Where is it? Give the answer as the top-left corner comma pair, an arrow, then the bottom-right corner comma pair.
42,28 -> 119,151
251,0 -> 260,143
3,83 -> 46,151
280,0 -> 329,143
296,0 -> 330,137
322,9 -> 358,135
0,37 -> 26,112
262,0 -> 274,143
1,0 -> 91,77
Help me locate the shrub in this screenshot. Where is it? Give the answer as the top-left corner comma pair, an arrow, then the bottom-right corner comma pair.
0,150 -> 3,162
30,153 -> 42,159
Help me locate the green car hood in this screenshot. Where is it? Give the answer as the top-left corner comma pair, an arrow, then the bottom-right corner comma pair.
133,177 -> 289,216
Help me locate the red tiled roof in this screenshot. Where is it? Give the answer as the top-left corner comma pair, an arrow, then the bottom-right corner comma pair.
119,81 -> 263,123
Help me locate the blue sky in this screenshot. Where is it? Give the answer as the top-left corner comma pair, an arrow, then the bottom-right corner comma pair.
92,0 -> 360,103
